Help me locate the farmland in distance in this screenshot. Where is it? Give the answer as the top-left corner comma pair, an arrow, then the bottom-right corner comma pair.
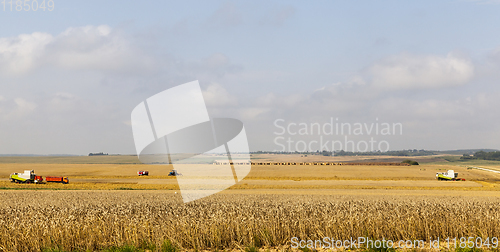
1,154 -> 500,251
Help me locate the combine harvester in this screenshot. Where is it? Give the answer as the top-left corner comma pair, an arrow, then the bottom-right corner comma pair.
436,170 -> 465,181
168,170 -> 182,176
10,170 -> 43,184
10,170 -> 69,184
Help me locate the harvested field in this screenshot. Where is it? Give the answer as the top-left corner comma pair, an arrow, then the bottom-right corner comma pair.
3,163 -> 496,181
245,164 -> 500,181
1,161 -> 500,191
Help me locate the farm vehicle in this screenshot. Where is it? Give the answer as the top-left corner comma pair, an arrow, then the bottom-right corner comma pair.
168,170 -> 182,176
436,170 -> 465,181
10,170 -> 69,184
10,170 -> 43,184
137,170 -> 149,176
45,176 -> 69,184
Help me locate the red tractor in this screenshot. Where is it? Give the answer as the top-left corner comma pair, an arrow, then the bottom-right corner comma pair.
138,171 -> 149,176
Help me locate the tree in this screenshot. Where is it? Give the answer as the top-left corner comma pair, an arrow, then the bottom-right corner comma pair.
401,159 -> 419,165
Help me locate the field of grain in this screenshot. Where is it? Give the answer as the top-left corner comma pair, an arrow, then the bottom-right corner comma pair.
2,163 -> 500,191
1,155 -> 500,251
1,190 -> 500,252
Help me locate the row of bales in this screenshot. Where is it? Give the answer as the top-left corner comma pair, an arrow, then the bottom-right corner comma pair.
250,162 -> 410,166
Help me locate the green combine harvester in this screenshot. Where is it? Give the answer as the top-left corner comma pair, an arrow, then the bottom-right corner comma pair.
10,170 -> 43,184
436,170 -> 465,181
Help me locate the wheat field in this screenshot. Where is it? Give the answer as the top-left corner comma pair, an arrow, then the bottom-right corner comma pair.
1,156 -> 500,251
1,190 -> 500,251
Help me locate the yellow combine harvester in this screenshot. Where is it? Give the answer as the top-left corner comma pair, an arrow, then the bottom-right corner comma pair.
10,170 -> 43,184
436,170 -> 465,181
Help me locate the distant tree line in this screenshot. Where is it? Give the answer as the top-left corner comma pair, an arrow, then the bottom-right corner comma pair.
251,149 -> 435,156
89,152 -> 108,156
461,151 -> 500,161
333,149 -> 434,156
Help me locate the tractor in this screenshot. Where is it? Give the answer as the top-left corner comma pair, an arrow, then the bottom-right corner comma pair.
138,170 -> 149,176
168,170 -> 182,176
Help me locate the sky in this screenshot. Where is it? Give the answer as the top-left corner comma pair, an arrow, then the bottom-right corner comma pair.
1,0 -> 500,155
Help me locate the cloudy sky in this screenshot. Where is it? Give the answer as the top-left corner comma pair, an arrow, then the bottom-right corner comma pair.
1,0 -> 500,155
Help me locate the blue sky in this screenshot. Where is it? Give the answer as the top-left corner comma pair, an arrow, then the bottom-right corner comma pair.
1,1 -> 500,154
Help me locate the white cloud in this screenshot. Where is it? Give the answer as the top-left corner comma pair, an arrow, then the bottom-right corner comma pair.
14,98 -> 36,110
370,52 -> 474,89
239,107 -> 270,120
0,25 -> 155,75
202,83 -> 238,107
255,92 -> 304,108
0,32 -> 53,74
48,25 -> 155,73
3,97 -> 38,118
373,97 -> 475,119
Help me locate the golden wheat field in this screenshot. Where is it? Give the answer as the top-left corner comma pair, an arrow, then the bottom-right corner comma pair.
1,190 -> 500,251
1,155 -> 500,251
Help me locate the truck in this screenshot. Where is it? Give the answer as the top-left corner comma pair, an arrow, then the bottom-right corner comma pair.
436,170 -> 465,181
137,170 -> 149,176
10,170 -> 43,184
45,176 -> 69,184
